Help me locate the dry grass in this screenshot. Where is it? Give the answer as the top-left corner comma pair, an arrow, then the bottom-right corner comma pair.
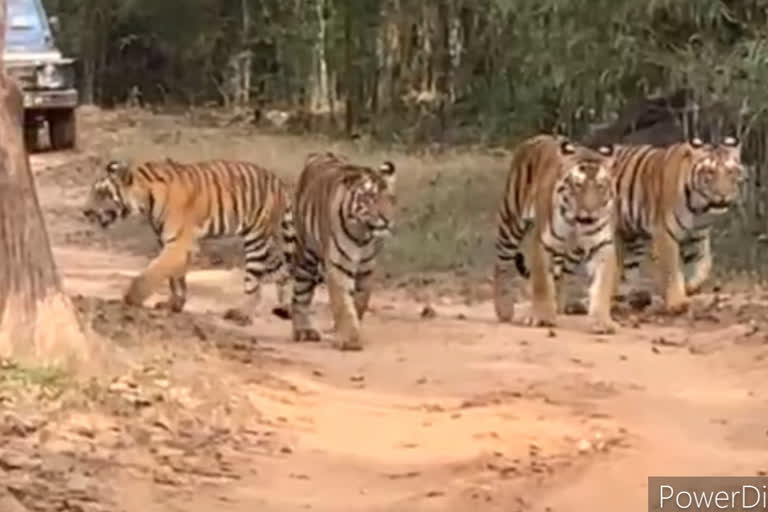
75,106 -> 761,286
80,108 -> 512,279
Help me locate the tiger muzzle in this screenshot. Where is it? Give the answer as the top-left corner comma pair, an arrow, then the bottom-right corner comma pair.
369,215 -> 393,235
705,189 -> 735,212
575,213 -> 599,225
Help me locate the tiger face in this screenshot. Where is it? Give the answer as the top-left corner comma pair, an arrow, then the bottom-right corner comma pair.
344,163 -> 396,237
689,136 -> 744,214
82,161 -> 134,228
556,141 -> 616,229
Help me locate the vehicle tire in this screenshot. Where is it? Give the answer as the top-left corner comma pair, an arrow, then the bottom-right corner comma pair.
23,111 -> 40,152
23,123 -> 39,152
48,108 -> 76,150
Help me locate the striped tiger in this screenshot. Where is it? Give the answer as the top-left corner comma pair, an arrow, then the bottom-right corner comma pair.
611,135 -> 744,313
281,151 -> 396,351
82,158 -> 295,318
494,134 -> 619,334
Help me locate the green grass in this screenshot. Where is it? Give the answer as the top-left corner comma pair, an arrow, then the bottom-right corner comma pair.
0,359 -> 71,391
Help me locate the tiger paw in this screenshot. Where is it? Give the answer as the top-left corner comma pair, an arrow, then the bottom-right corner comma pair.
123,291 -> 145,308
493,295 -> 516,323
494,305 -> 515,323
154,299 -> 185,313
588,317 -> 618,335
293,328 -> 322,342
521,314 -> 556,328
271,306 -> 292,320
223,308 -> 253,326
123,278 -> 152,307
332,336 -> 364,351
664,298 -> 690,316
563,299 -> 588,315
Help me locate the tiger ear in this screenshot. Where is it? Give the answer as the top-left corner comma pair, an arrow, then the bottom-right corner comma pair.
559,139 -> 576,155
721,135 -> 740,148
377,161 -> 396,194
378,161 -> 395,177
106,160 -> 132,185
596,144 -> 614,157
689,136 -> 705,148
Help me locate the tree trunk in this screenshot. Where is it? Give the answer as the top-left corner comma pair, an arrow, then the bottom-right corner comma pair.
343,0 -> 353,135
375,0 -> 400,113
309,0 -> 331,114
0,1 -> 92,367
239,0 -> 252,110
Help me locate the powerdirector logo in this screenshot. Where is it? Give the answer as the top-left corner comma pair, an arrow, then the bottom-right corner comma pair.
649,477 -> 768,511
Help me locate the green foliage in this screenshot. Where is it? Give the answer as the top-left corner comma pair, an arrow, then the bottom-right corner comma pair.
38,0 -> 768,143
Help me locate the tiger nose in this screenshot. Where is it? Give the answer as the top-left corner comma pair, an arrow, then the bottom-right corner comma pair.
575,210 -> 597,224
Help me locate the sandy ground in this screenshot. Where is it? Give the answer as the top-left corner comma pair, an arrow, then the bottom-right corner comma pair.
3,109 -> 767,512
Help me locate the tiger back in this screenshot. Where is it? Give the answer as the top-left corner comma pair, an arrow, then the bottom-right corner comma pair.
82,158 -> 295,318
286,151 -> 396,351
611,135 -> 744,313
494,134 -> 619,334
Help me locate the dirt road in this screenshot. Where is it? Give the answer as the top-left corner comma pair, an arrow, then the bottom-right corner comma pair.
5,115 -> 766,512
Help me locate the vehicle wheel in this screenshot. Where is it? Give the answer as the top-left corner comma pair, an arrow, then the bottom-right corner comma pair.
23,111 -> 40,152
48,108 -> 76,150
23,123 -> 39,152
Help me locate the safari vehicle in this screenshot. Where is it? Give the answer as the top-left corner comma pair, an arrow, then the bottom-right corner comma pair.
5,0 -> 78,151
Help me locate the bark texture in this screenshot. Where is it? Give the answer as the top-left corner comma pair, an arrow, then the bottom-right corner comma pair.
0,0 -> 91,367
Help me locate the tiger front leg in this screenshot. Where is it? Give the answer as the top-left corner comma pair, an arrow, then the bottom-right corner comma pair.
653,227 -> 689,314
124,240 -> 190,309
326,265 -> 364,351
585,241 -> 619,334
524,240 -> 558,328
684,234 -> 712,296
290,253 -> 322,343
494,222 -> 529,322
354,269 -> 374,320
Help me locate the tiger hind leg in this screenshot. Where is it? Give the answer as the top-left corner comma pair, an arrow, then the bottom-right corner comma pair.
493,221 -> 529,322
271,268 -> 293,320
234,230 -> 287,318
273,207 -> 296,320
124,239 -> 191,309
154,276 -> 188,313
494,262 -> 518,322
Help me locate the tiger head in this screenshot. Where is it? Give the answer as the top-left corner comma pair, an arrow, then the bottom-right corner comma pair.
343,161 -> 397,238
556,140 -> 616,229
688,135 -> 744,215
82,160 -> 139,228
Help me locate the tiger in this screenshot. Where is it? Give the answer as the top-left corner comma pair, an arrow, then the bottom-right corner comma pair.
279,151 -> 396,351
610,135 -> 744,313
82,158 -> 296,318
493,134 -> 619,334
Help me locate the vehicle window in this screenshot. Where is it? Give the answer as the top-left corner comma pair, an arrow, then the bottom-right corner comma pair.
6,0 -> 46,47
